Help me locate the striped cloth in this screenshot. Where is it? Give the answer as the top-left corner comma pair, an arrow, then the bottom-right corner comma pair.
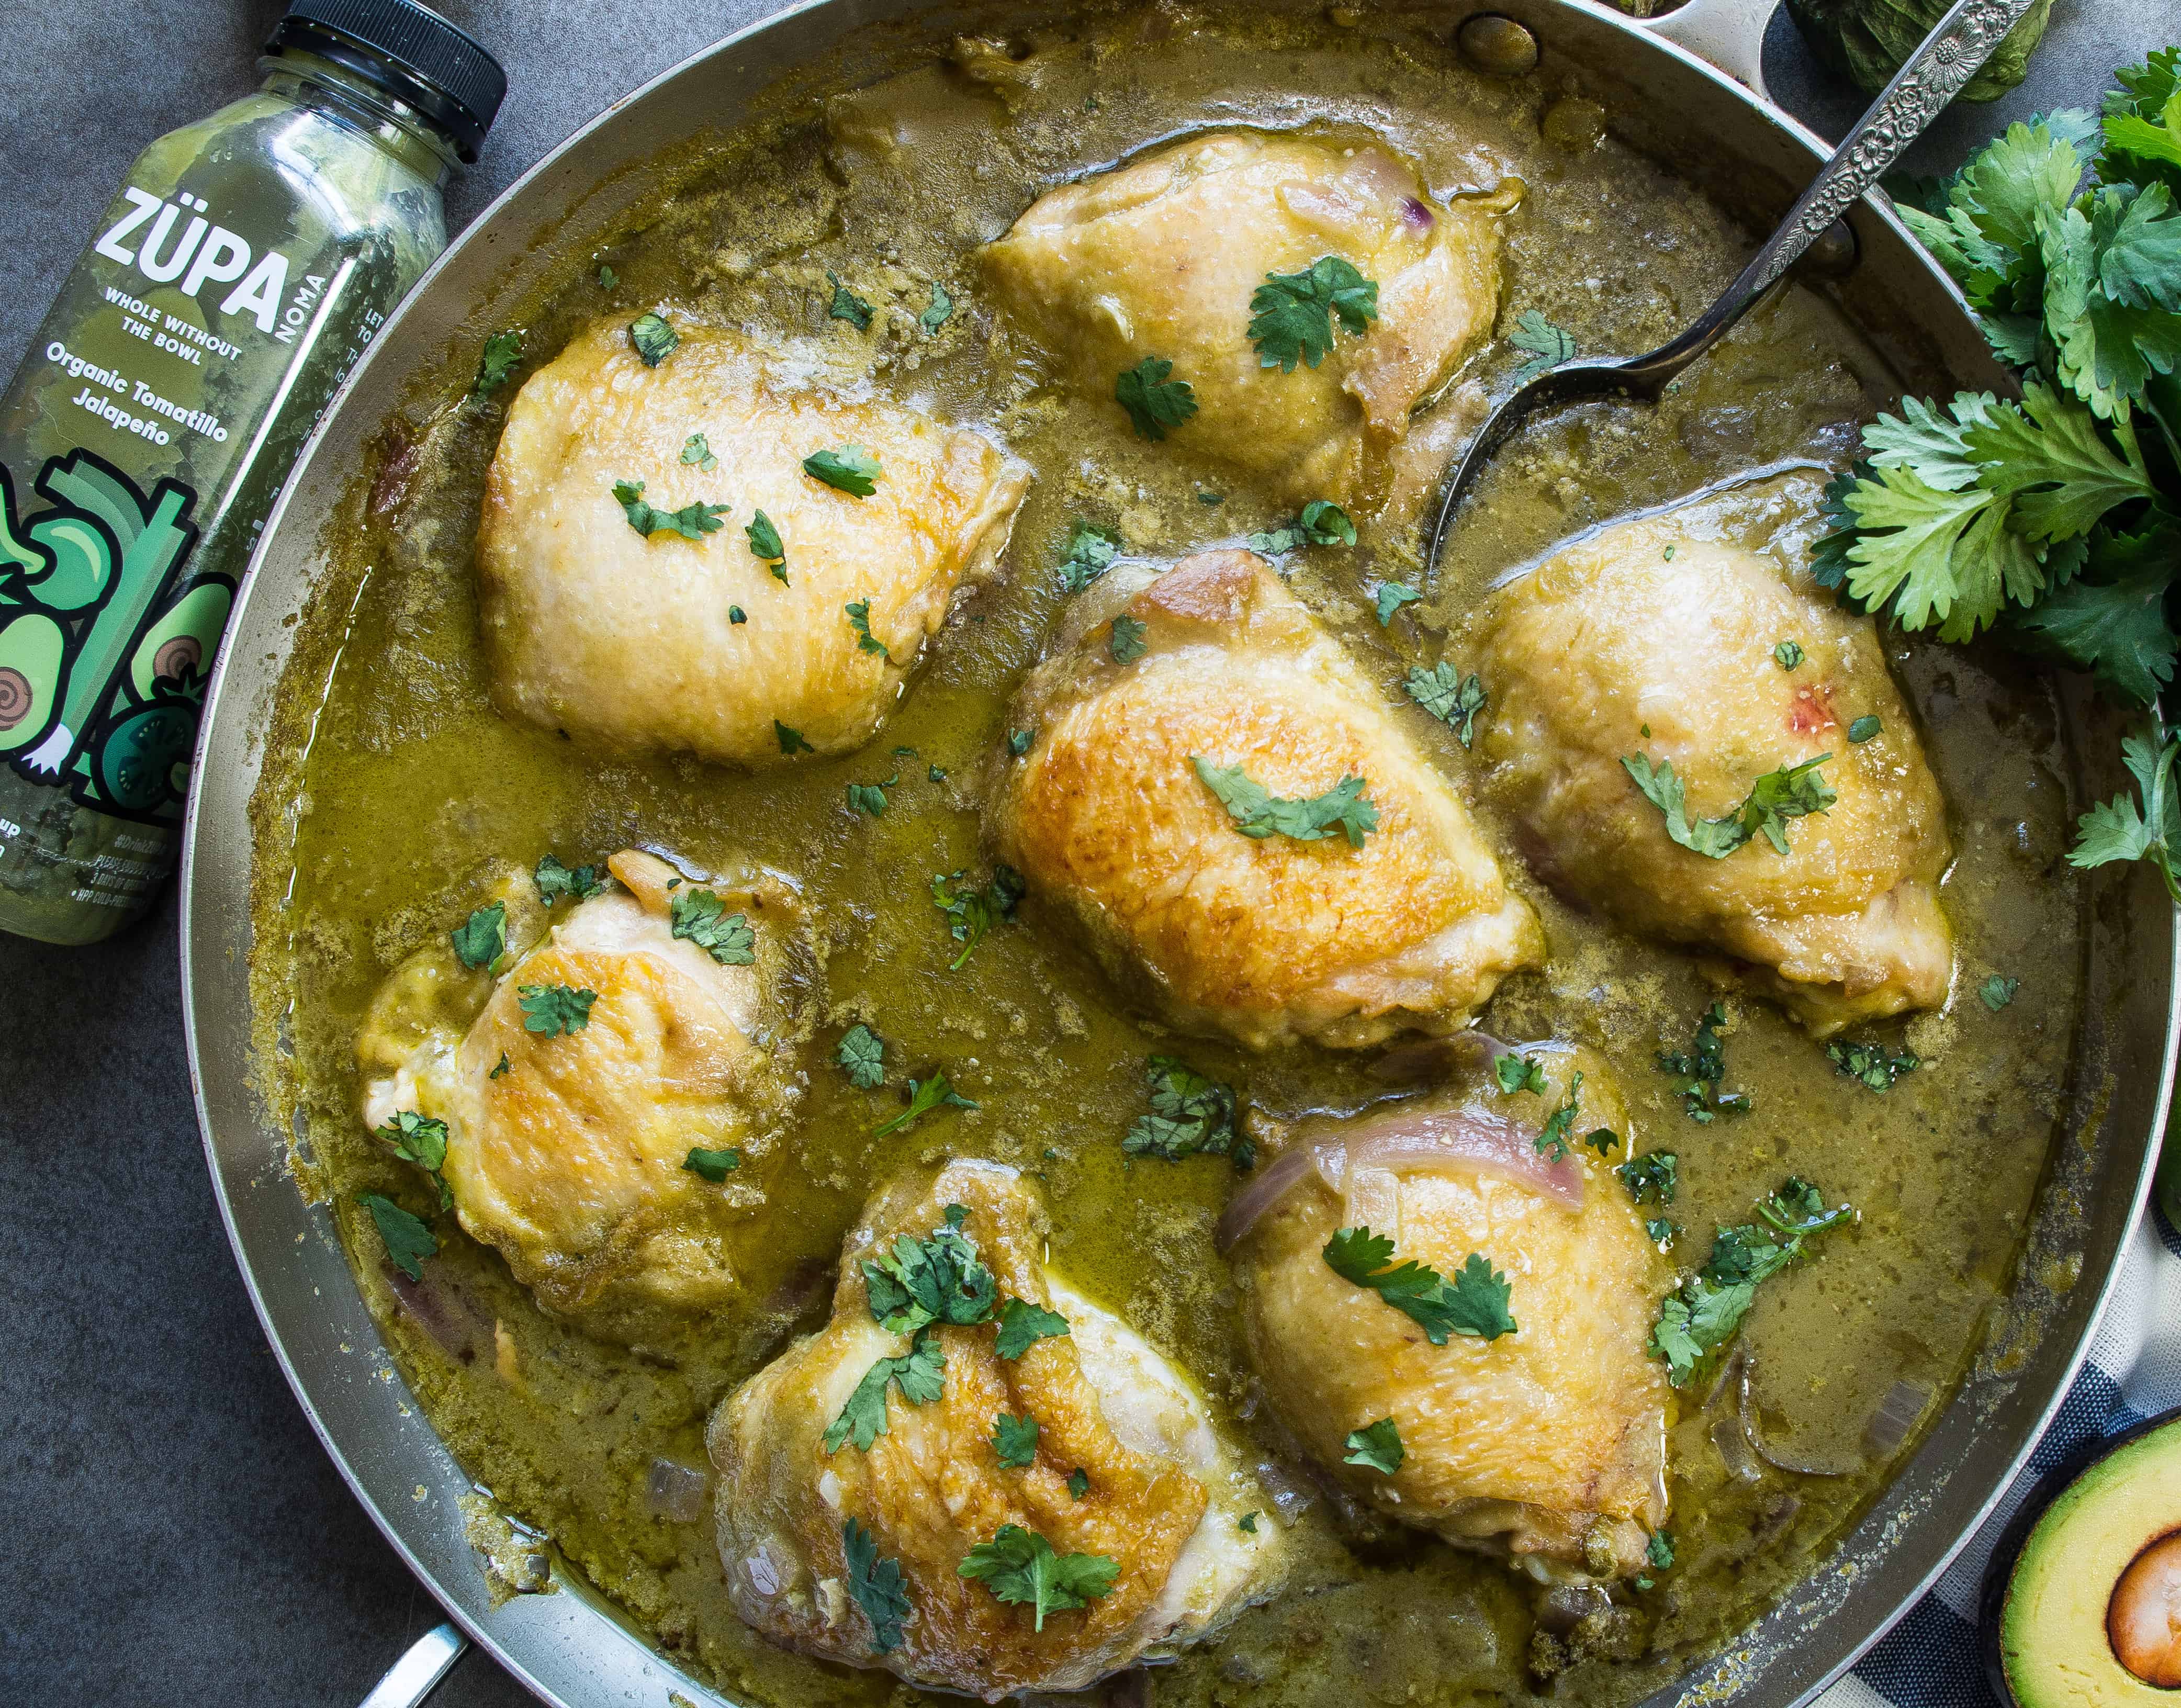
1819,1201 -> 2181,1703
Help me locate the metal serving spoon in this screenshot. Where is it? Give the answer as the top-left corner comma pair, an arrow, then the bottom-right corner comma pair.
1424,0 -> 2043,576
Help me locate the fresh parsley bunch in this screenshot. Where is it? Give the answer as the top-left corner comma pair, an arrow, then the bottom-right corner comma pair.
1816,52 -> 2181,892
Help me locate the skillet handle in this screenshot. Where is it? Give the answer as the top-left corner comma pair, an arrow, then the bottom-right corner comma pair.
359,1622 -> 468,1708
1631,0 -> 1778,100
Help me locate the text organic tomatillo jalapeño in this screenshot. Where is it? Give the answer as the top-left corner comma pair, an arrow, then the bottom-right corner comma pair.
0,0 -> 504,943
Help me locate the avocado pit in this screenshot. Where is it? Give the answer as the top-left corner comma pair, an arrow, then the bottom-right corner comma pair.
2110,1531 -> 2181,1687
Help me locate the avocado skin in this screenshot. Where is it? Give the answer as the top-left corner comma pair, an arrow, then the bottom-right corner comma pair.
1978,1403 -> 2181,1705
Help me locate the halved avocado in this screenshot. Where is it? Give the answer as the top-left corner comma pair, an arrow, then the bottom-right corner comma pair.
1986,1406 -> 2181,1705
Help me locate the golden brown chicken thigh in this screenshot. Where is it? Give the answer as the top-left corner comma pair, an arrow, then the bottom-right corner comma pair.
986,549 -> 1543,1050
981,129 -> 1515,503
1472,478 -> 1954,1033
707,1160 -> 1284,1699
356,849 -> 796,1339
1223,1043 -> 1672,1579
477,316 -> 1029,765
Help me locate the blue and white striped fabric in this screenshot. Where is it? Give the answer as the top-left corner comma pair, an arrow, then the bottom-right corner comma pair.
1817,1201 -> 2181,1704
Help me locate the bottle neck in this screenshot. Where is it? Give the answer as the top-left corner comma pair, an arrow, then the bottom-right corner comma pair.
256,51 -> 459,188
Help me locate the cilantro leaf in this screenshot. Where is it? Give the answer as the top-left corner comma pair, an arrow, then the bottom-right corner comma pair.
931,866 -> 1025,969
995,1298 -> 1070,1360
376,1109 -> 448,1175
1109,613 -> 1148,664
1323,1227 -> 1517,1344
1508,309 -> 1576,383
359,1192 -> 436,1281
1981,974 -> 2021,1011
1657,1001 -> 1750,1122
1067,1469 -> 1090,1499
824,1327 -> 948,1452
1774,640 -> 1804,669
1847,714 -> 1883,743
1650,1178 -> 1853,1386
518,984 -> 595,1037
1247,256 -> 1380,372
490,1052 -> 510,1080
629,313 -> 678,366
746,510 -> 786,581
920,282 -> 955,333
826,271 -> 874,330
680,432 -> 718,473
841,1519 -> 912,1654
1008,727 -> 1035,757
1123,1056 -> 1239,1162
775,720 -> 814,755
613,478 -> 728,542
846,598 -> 892,660
1191,757 -> 1378,847
598,264 -> 618,290
992,1413 -> 1039,1468
837,1023 -> 886,1088
1622,751 -> 1836,859
804,445 -> 881,497
473,329 -> 523,395
873,1072 -> 979,1140
1343,1417 -> 1404,1475
682,1146 -> 742,1181
1250,499 -> 1358,557
1376,582 -> 1422,625
1534,1070 -> 1583,1162
1827,1038 -> 1920,1092
1647,1530 -> 1676,1572
1115,357 -> 1198,440
451,902 -> 506,970
1405,664 -> 1487,746
1617,1150 -> 1679,1205
847,781 -> 891,816
2104,50 -> 2181,201
1058,520 -> 1120,592
2009,527 -> 2180,705
669,889 -> 756,965
1494,1052 -> 1546,1095
957,1525 -> 1119,1631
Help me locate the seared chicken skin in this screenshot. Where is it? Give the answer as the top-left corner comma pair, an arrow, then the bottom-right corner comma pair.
708,1160 -> 1283,1699
1472,481 -> 1954,1033
982,129 -> 1515,504
477,316 -> 1029,765
356,849 -> 795,1340
1224,1044 -> 1672,1579
986,550 -> 1544,1050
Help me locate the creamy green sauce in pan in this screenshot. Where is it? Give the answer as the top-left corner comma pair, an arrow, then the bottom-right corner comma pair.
250,5 -> 2085,1700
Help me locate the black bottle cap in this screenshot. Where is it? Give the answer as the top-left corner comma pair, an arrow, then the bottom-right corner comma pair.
266,0 -> 507,163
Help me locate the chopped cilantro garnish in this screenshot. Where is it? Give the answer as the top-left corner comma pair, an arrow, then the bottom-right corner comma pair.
1827,1038 -> 1920,1091
1981,973 -> 2021,1010
1067,1469 -> 1090,1500
1508,309 -> 1576,383
1534,1071 -> 1584,1162
992,1413 -> 1039,1468
359,1192 -> 436,1281
1248,256 -> 1380,371
680,432 -> 719,473
534,853 -> 608,907
682,1146 -> 741,1181
1343,1417 -> 1405,1475
1848,714 -> 1883,743
1647,1530 -> 1676,1571
842,1519 -> 912,1654
1115,357 -> 1198,440
931,866 -> 1025,969
775,720 -> 814,755
837,1023 -> 886,1088
1008,727 -> 1035,757
1109,613 -> 1148,663
375,1109 -> 453,1209
1658,1002 -> 1750,1122
629,312 -> 678,366
847,781 -> 890,816
920,282 -> 954,333
1323,1227 -> 1517,1344
1240,1511 -> 1260,1533
473,329 -> 522,395
804,445 -> 882,496
873,1072 -> 979,1139
489,1052 -> 510,1080
995,1298 -> 1070,1359
669,889 -> 756,965
1375,582 -> 1423,625
958,1525 -> 1119,1630
746,510 -> 786,581
1650,1178 -> 1853,1386
1123,1056 -> 1242,1163
1191,758 -> 1378,847
846,598 -> 891,660
518,984 -> 595,1037
1057,520 -> 1120,592
612,478 -> 727,542
1250,499 -> 1356,556
826,271 -> 874,330
597,264 -> 617,290
1774,639 -> 1805,670
825,1325 -> 947,1452
1622,750 -> 1837,858
729,605 -> 747,624
451,902 -> 505,970
1617,1150 -> 1680,1206
1406,664 -> 1487,746
1493,1052 -> 1546,1095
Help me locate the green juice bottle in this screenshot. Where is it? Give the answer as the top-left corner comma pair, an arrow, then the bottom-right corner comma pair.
0,0 -> 503,943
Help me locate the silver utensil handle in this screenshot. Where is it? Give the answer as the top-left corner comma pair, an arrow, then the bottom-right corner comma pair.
360,1622 -> 468,1708
1623,0 -> 2041,386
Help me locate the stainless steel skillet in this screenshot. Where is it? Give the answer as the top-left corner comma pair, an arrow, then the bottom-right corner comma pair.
178,1 -> 2179,1703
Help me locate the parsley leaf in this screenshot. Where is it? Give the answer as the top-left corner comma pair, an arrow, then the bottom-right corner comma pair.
1827,1038 -> 1920,1091
746,510 -> 787,581
1323,1227 -> 1517,1344
1115,357 -> 1198,440
1622,751 -> 1837,858
1058,520 -> 1120,592
1508,309 -> 1576,383
1657,1001 -> 1751,1122
612,479 -> 728,542
775,720 -> 814,755
1191,758 -> 1379,847
931,866 -> 1025,969
1405,664 -> 1487,746
837,1023 -> 886,1088
1123,1056 -> 1241,1162
861,1206 -> 998,1334
1343,1417 -> 1404,1475
683,1146 -> 741,1181
1247,256 -> 1380,371
1981,973 -> 2022,1011
1651,1178 -> 1853,1386
1109,613 -> 1148,664
680,432 -> 719,473
518,983 -> 595,1037
804,445 -> 882,496
841,1519 -> 912,1653
451,903 -> 506,970
1250,499 -> 1357,556
957,1525 -> 1119,1631
629,312 -> 678,366
993,1413 -> 1039,1468
1376,582 -> 1423,625
873,1072 -> 979,1139
376,1108 -> 447,1175
825,1326 -> 948,1452
1774,639 -> 1805,669
826,271 -> 874,330
1534,1071 -> 1583,1162
359,1192 -> 436,1282
473,329 -> 523,395
920,282 -> 955,333
995,1298 -> 1070,1360
669,889 -> 756,965
1617,1150 -> 1680,1205
1494,1052 -> 1546,1095
846,598 -> 892,660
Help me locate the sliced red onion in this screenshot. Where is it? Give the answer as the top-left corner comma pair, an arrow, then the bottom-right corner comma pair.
646,1457 -> 710,1523
1710,1414 -> 1762,1484
1401,196 -> 1435,229
1217,1099 -> 1583,1251
385,1263 -> 484,1365
1739,1359 -> 1851,1477
1863,1379 -> 1930,1459
1366,1032 -> 1510,1085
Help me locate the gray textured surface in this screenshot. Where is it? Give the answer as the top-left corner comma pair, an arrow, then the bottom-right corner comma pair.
0,2 -> 2156,1704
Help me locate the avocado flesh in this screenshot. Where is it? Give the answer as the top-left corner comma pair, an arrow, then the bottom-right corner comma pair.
2003,1413 -> 2181,1706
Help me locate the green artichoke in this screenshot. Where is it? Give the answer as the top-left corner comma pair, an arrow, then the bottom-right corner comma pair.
1783,0 -> 2054,102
